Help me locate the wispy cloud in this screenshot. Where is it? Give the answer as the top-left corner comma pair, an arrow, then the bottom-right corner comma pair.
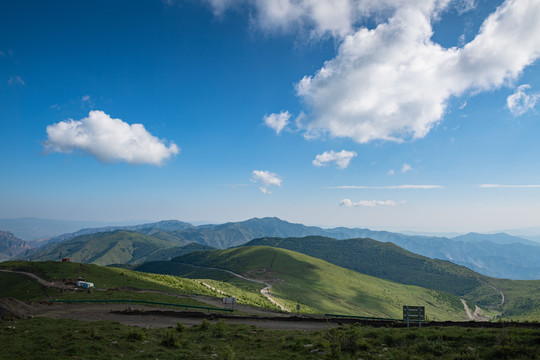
330,185 -> 443,190
251,170 -> 282,194
479,184 -> 540,188
8,76 -> 24,86
339,199 -> 402,207
313,150 -> 357,169
389,163 -> 413,175
44,110 -> 180,166
263,111 -> 291,134
507,84 -> 540,116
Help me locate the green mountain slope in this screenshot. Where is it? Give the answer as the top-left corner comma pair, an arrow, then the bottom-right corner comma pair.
244,236 -> 483,298
243,237 -> 540,320
173,246 -> 466,320
16,231 -> 196,265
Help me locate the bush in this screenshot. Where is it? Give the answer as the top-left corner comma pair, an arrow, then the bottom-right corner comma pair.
161,330 -> 181,348
127,328 -> 145,341
176,321 -> 185,333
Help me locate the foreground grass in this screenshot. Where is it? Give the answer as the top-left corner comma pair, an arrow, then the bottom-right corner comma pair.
1,317 -> 539,360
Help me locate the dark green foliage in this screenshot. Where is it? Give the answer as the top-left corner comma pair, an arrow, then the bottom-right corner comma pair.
127,328 -> 146,341
161,330 -> 182,348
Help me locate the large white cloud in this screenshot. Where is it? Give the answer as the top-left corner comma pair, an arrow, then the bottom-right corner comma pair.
297,0 -> 540,142
201,0 -> 540,143
44,110 -> 180,166
507,84 -> 540,116
251,170 -> 282,193
312,149 -> 357,169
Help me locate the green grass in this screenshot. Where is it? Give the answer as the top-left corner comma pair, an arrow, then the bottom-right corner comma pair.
2,317 -> 539,360
52,290 -> 214,308
245,236 -> 485,297
0,261 -> 277,310
176,246 -> 466,320
0,272 -> 61,301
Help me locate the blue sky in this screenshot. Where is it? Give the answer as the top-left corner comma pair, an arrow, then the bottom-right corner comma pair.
1,0 -> 540,232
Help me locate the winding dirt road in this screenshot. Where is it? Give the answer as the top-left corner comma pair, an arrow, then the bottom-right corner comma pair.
478,278 -> 505,305
178,263 -> 289,312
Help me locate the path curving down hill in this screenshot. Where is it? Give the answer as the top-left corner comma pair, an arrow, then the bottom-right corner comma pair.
177,263 -> 289,312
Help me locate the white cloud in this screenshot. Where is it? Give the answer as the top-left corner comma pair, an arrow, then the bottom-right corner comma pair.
312,150 -> 357,169
296,0 -> 540,143
8,76 -> 24,86
387,169 -> 395,176
199,1 -> 540,143
507,84 -> 540,116
339,198 -> 401,207
82,95 -> 91,102
479,184 -> 540,188
401,163 -> 412,173
251,170 -> 282,194
44,110 -> 180,166
263,111 -> 291,134
330,184 -> 443,189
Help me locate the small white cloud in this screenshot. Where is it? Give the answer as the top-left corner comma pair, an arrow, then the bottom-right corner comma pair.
44,110 -> 180,166
330,185 -> 443,189
264,111 -> 291,134
479,184 -> 540,188
507,85 -> 540,116
8,76 -> 24,86
312,150 -> 357,169
401,163 -> 412,174
82,95 -> 90,102
340,198 -> 401,207
251,170 -> 282,194
388,163 -> 413,175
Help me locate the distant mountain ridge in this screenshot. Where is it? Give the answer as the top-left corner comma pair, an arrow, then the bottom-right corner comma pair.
0,231 -> 32,261
7,216 -> 540,279
31,220 -> 193,247
452,232 -> 540,246
15,230 -> 205,265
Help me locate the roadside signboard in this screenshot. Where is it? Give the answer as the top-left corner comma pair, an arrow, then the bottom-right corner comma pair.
403,306 -> 425,328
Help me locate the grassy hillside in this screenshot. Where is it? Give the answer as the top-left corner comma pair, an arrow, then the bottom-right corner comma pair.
174,246 -> 466,320
16,231 -> 198,265
243,237 -> 540,320
0,261 -> 213,296
0,261 -> 275,310
245,236 -> 484,297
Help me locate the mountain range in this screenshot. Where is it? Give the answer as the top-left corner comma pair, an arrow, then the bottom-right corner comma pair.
4,217 -> 540,279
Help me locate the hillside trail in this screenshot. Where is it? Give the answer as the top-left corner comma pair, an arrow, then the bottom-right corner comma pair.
460,299 -> 490,322
0,269 -> 64,289
461,299 -> 474,320
178,263 -> 289,312
477,278 -> 505,305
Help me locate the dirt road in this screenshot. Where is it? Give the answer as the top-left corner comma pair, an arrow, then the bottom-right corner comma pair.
32,302 -> 334,330
178,263 -> 289,312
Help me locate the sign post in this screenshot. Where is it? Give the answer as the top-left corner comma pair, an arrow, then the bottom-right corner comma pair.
403,306 -> 425,328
